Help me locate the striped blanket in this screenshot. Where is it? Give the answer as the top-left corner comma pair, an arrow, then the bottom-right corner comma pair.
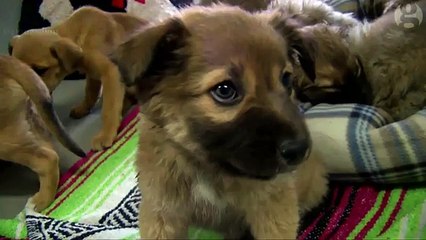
0,104 -> 425,239
305,104 -> 426,184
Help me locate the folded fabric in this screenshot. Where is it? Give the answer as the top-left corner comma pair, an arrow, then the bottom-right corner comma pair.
305,104 -> 426,184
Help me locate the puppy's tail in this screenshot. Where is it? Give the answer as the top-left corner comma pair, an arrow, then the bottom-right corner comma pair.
0,55 -> 86,158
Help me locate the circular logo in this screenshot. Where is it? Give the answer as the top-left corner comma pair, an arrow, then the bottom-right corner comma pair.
394,3 -> 423,28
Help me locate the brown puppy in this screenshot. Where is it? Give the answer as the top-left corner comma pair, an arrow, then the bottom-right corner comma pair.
111,5 -> 328,239
9,6 -> 148,150
250,2 -> 366,105
350,0 -> 426,120
286,0 -> 426,121
0,55 -> 85,212
283,23 -> 369,105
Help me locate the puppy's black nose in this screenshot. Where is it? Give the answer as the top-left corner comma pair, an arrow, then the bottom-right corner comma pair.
279,140 -> 309,165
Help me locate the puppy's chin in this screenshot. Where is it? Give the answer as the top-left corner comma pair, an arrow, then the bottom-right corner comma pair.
218,156 -> 303,181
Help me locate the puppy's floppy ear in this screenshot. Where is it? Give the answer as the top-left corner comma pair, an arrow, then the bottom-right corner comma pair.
110,18 -> 190,99
50,38 -> 84,72
265,9 -> 317,81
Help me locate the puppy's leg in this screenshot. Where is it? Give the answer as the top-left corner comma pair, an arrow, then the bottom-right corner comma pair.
139,200 -> 189,239
0,142 -> 59,212
243,186 -> 300,239
295,153 -> 328,215
69,78 -> 102,119
83,51 -> 125,150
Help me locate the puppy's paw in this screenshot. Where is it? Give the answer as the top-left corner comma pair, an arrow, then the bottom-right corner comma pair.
70,105 -> 91,119
31,192 -> 54,212
91,130 -> 116,151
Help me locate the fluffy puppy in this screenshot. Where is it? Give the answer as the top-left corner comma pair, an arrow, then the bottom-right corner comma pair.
251,2 -> 365,105
111,5 -> 328,239
349,0 -> 426,120
9,6 -> 148,150
287,0 -> 426,121
284,23 -> 369,105
0,55 -> 85,211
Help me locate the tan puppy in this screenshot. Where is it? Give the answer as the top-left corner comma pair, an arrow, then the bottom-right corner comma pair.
9,6 -> 148,150
0,55 -> 85,212
111,5 -> 328,239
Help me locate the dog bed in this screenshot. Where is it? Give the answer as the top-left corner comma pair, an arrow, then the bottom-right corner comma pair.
305,104 -> 426,184
0,105 -> 425,240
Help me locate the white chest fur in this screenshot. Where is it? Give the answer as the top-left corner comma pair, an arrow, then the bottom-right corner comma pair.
191,178 -> 227,210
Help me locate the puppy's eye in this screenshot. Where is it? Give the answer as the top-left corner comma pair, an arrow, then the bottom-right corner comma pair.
32,67 -> 49,76
281,71 -> 292,88
210,80 -> 240,105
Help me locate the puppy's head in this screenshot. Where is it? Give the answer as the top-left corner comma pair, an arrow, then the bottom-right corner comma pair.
292,25 -> 369,105
112,5 -> 311,180
265,11 -> 369,105
9,30 -> 83,92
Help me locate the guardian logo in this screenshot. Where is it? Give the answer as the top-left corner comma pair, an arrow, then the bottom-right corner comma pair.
394,3 -> 423,29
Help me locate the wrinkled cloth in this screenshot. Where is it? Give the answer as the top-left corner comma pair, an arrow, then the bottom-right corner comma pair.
305,104 -> 426,184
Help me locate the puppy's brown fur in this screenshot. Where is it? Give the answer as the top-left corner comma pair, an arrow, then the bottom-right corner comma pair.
111,5 -> 328,239
283,23 -> 369,105
286,1 -> 426,121
250,1 -> 367,105
200,1 -> 366,105
351,0 -> 426,120
9,6 -> 148,150
0,55 -> 85,211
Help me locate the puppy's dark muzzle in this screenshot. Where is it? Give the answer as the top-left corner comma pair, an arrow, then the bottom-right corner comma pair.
190,106 -> 311,180
278,139 -> 310,167
221,139 -> 311,181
